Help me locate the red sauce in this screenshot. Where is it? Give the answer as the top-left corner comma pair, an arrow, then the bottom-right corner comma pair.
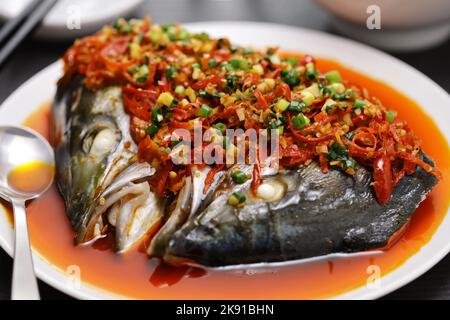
2,57 -> 450,299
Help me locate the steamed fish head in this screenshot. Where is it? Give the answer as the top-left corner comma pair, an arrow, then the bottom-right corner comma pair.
54,85 -> 162,251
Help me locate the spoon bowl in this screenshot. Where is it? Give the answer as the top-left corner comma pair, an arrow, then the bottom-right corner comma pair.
0,126 -> 55,300
0,126 -> 54,201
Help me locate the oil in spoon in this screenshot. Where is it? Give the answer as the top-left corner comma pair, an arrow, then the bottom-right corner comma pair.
7,161 -> 54,194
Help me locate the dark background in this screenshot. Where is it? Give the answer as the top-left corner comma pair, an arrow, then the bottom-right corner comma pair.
0,0 -> 449,300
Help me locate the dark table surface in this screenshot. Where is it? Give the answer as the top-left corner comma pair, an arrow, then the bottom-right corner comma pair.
1,0 -> 450,300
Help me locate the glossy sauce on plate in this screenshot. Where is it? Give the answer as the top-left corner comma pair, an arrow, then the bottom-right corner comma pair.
3,56 -> 450,299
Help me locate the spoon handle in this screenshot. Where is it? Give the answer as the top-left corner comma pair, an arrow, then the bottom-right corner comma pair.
11,200 -> 40,300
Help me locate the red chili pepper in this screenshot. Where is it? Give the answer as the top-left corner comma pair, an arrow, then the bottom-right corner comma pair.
300,54 -> 315,66
373,154 -> 393,205
203,164 -> 225,194
253,89 -> 269,110
191,74 -> 222,90
274,83 -> 291,101
319,153 -> 329,173
152,162 -> 173,196
251,163 -> 262,195
287,114 -> 334,144
122,86 -> 159,121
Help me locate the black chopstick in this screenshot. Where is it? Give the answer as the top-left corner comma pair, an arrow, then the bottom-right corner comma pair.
0,0 -> 58,68
0,0 -> 42,46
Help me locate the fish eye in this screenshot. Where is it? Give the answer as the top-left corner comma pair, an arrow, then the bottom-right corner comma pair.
82,127 -> 121,156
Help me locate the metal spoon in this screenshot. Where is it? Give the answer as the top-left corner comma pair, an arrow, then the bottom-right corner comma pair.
0,126 -> 55,300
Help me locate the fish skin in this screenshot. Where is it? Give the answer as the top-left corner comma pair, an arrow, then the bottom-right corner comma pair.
53,80 -> 143,244
165,155 -> 438,267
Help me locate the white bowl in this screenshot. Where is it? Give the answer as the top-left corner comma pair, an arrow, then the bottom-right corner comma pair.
317,0 -> 450,51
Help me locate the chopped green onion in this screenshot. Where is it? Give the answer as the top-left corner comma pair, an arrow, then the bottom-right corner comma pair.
231,171 -> 248,184
146,123 -> 159,137
152,108 -> 164,123
276,99 -> 290,113
325,70 -> 342,84
169,98 -> 178,108
286,57 -> 299,66
165,66 -> 177,81
344,89 -> 355,99
228,192 -> 246,206
177,29 -> 189,40
229,59 -> 240,69
305,62 -> 317,80
301,91 -> 315,106
199,104 -> 213,118
133,65 -> 149,83
239,58 -> 250,70
344,158 -> 357,169
292,113 -> 310,129
331,141 -> 348,157
386,111 -> 396,123
327,151 -> 338,160
174,85 -> 185,96
252,64 -> 264,75
275,126 -> 284,135
208,59 -> 218,67
344,131 -> 355,140
114,19 -> 132,34
322,99 -> 336,112
332,92 -> 347,101
268,119 -> 281,130
281,69 -> 300,89
198,90 -> 209,99
353,100 -> 367,109
288,101 -> 307,112
212,122 -> 227,134
225,75 -> 237,91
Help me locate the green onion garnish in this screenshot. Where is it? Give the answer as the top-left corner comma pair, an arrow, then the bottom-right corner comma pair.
286,57 -> 299,66
331,141 -> 348,157
231,171 -> 248,184
229,59 -> 240,69
288,101 -> 307,112
305,62 -> 317,80
325,70 -> 342,84
165,66 -> 177,81
281,69 -> 300,89
344,158 -> 357,169
228,192 -> 246,206
353,100 -> 367,109
276,99 -> 290,113
199,104 -> 213,118
386,111 -> 396,123
146,123 -> 159,137
208,59 -> 218,67
344,131 -> 355,140
151,108 -> 164,123
292,113 -> 310,129
212,122 -> 227,134
198,90 -> 209,99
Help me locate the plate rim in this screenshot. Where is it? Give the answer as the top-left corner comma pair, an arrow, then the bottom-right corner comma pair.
0,21 -> 449,300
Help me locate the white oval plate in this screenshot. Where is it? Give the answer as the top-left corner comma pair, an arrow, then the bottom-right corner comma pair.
1,22 -> 450,300
0,0 -> 143,40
